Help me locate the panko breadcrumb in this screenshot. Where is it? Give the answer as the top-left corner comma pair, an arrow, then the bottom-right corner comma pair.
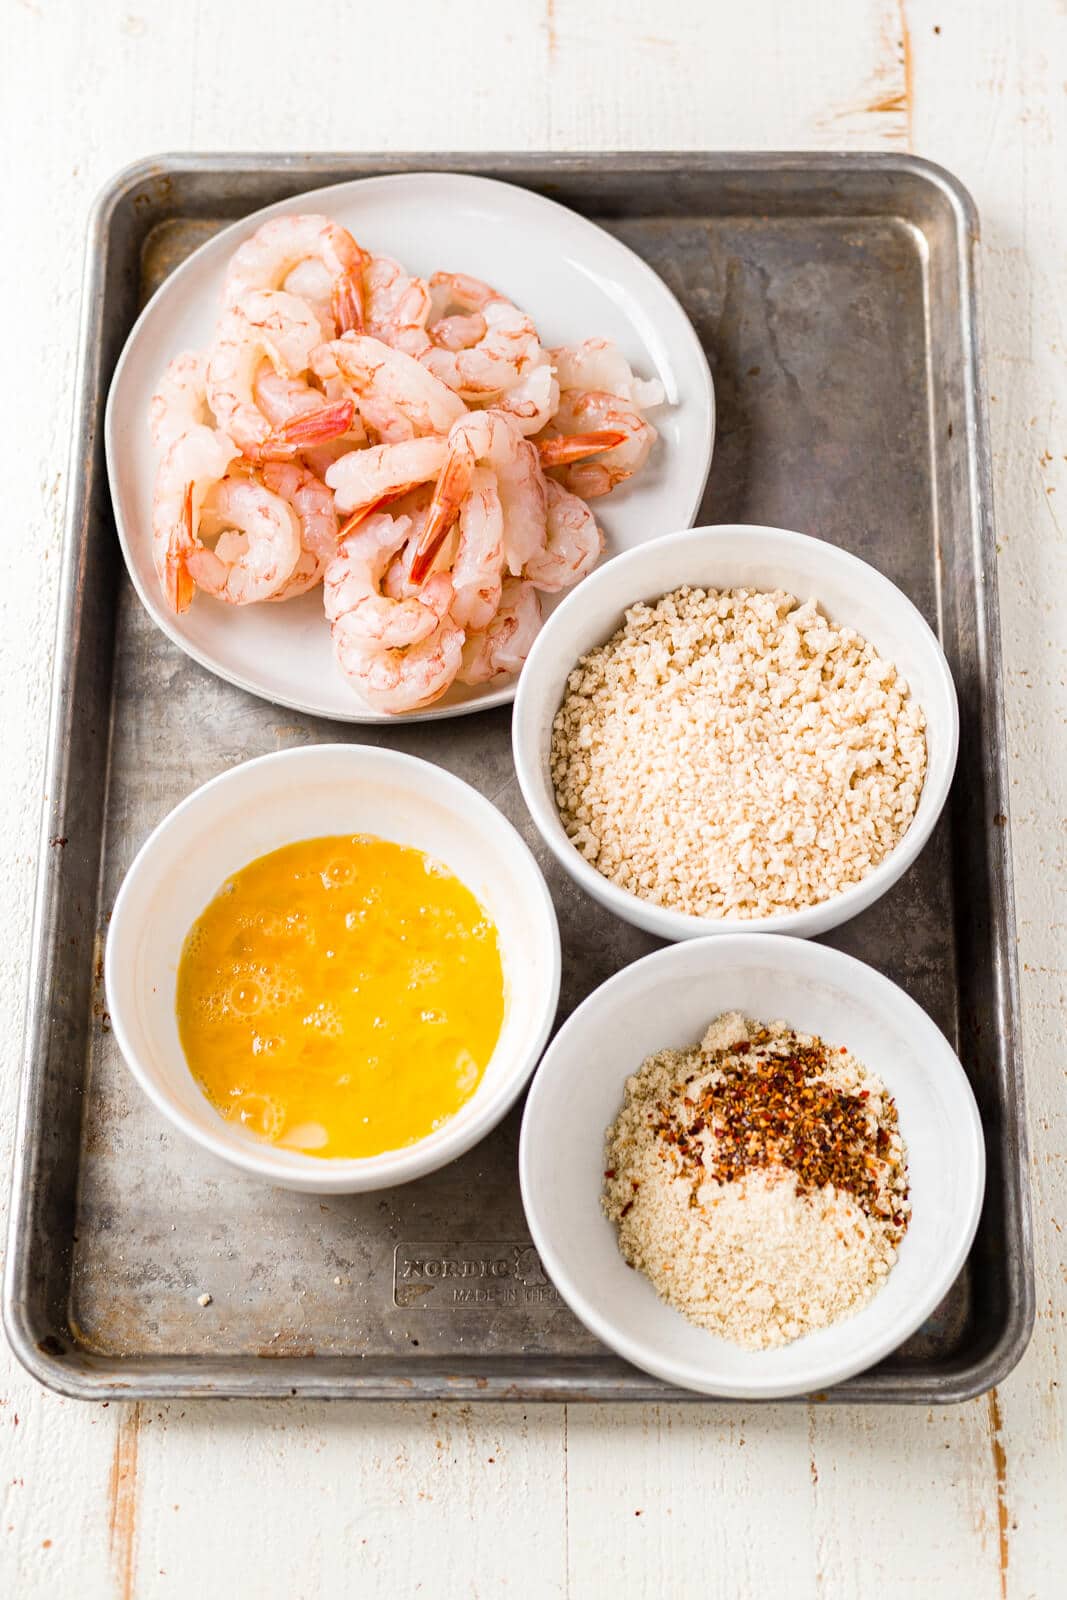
603,1013 -> 910,1349
551,585 -> 927,918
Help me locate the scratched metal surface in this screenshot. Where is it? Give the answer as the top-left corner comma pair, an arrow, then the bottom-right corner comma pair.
3,154 -> 1031,1401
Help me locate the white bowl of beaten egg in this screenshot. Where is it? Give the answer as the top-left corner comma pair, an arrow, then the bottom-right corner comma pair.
512,524 -> 959,941
105,745 -> 560,1193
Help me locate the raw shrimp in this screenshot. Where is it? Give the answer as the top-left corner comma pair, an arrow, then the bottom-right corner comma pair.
300,436 -> 360,484
260,462 -> 338,600
550,339 -> 665,410
524,479 -> 603,593
419,272 -> 542,400
313,335 -> 465,445
377,493 -> 438,600
493,361 -> 560,436
450,467 -> 505,629
429,312 -> 487,351
254,367 -> 366,447
151,425 -> 239,612
325,436 -> 449,521
207,291 -> 354,461
324,510 -> 452,649
333,615 -> 464,713
457,578 -> 542,685
254,368 -> 365,484
224,213 -> 367,335
149,351 -> 212,452
540,390 -> 657,498
363,257 -> 432,353
186,475 -> 302,605
410,410 -> 547,583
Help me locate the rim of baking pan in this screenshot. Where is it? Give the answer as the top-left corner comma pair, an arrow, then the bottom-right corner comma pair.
3,150 -> 1032,1402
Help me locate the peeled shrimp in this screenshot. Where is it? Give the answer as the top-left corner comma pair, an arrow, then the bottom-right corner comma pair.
429,312 -> 487,351
149,210 -> 672,709
254,367 -> 366,448
224,213 -> 367,335
325,436 -> 449,522
378,493 -> 443,600
419,273 -> 542,400
151,424 -> 239,612
207,291 -> 353,462
149,351 -> 212,452
363,256 -> 432,353
450,467 -> 505,629
325,510 -> 452,649
260,462 -> 338,601
333,615 -> 464,713
524,479 -> 603,593
494,361 -> 560,436
550,339 -> 665,411
313,335 -> 465,445
186,475 -> 302,605
540,390 -> 657,498
457,578 -> 542,685
410,409 -> 546,583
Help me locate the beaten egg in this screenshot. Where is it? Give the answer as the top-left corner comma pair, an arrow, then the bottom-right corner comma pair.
176,835 -> 505,1159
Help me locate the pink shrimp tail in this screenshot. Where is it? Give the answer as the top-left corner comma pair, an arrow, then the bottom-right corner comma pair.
165,483 -> 197,614
537,429 -> 626,467
332,274 -> 366,336
337,488 -> 411,540
278,397 -> 355,447
408,449 -> 472,584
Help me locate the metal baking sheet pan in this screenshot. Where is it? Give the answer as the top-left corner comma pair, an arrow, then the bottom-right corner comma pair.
3,152 -> 1032,1401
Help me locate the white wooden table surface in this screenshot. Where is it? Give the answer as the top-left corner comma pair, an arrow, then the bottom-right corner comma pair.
2,1 -> 1064,1594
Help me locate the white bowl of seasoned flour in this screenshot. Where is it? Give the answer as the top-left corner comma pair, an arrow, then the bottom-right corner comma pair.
512,524 -> 959,940
518,935 -> 984,1399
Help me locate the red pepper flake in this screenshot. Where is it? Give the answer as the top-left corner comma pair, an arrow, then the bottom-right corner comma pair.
648,1029 -> 909,1237
603,1169 -> 616,1179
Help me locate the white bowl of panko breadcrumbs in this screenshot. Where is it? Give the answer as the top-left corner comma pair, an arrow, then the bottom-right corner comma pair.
518,935 -> 985,1399
512,524 -> 958,941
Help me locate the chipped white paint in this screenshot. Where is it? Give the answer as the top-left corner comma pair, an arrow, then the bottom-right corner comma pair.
1,0 -> 1065,1594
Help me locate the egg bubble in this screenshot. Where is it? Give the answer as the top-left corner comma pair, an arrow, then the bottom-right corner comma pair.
303,1004 -> 343,1038
197,990 -> 229,1025
321,859 -> 356,889
231,1092 -> 285,1140
228,978 -> 265,1016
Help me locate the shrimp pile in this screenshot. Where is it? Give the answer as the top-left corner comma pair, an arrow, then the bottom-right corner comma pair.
148,213 -> 666,712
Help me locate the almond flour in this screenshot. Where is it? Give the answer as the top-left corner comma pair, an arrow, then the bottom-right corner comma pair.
603,1012 -> 910,1349
551,586 -> 927,918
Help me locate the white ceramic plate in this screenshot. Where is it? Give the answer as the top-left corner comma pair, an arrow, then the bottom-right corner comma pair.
105,745 -> 560,1193
106,172 -> 715,723
519,936 -> 985,1399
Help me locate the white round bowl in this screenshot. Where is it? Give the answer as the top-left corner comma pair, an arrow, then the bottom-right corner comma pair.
105,745 -> 560,1193
512,524 -> 959,941
519,935 -> 984,1399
